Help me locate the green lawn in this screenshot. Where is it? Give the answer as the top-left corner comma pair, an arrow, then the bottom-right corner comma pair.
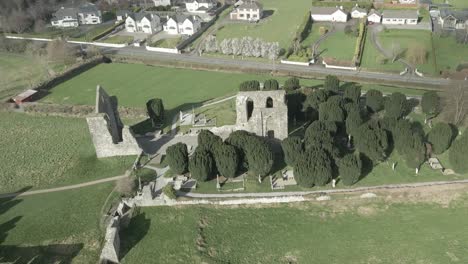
0,183 -> 114,263
360,30 -> 404,73
195,99 -> 236,127
121,197 -> 468,263
0,52 -> 51,99
101,35 -> 134,44
0,112 -> 134,193
301,22 -> 330,48
215,0 -> 312,49
319,30 -> 357,61
432,0 -> 468,8
432,35 -> 468,72
379,29 -> 436,75
150,37 -> 182,48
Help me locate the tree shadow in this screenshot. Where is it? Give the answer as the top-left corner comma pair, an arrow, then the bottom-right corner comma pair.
358,153 -> 374,182
0,243 -> 84,264
119,212 -> 151,259
0,186 -> 32,244
405,98 -> 419,116
262,10 -> 275,19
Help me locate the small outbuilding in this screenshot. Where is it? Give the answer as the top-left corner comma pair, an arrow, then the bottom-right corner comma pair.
351,5 -> 367,19
368,9 -> 382,23
12,89 -> 38,104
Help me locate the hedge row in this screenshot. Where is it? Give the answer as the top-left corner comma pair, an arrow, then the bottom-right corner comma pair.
312,1 -> 373,10
353,19 -> 367,66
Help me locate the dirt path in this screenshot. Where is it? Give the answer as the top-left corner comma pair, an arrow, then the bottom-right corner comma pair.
0,175 -> 127,199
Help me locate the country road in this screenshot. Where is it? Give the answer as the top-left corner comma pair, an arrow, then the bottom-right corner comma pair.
100,46 -> 451,87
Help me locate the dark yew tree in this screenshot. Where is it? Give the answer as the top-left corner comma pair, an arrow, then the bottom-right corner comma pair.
324,75 -> 340,93
343,84 -> 361,103
338,153 -> 362,186
427,122 -> 455,155
166,142 -> 189,175
226,130 -> 253,168
319,99 -> 345,123
197,130 -> 222,151
354,120 -> 389,162
213,143 -> 239,178
304,120 -> 339,158
239,80 -> 260,91
294,147 -> 333,187
302,89 -> 331,120
421,91 -> 441,122
449,131 -> 468,173
403,133 -> 426,173
246,137 -> 274,177
281,136 -> 303,166
263,79 -> 279,90
284,77 -> 300,92
189,148 -> 215,181
345,108 -> 364,143
365,89 -> 384,113
146,98 -> 165,126
384,92 -> 409,119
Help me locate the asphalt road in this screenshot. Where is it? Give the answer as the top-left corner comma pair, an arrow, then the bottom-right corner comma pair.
100,46 -> 451,88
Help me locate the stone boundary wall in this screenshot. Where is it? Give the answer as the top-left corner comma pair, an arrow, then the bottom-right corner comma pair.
5,36 -> 128,48
22,102 -> 147,119
322,60 -> 358,71
145,46 -> 180,54
280,60 -> 310,66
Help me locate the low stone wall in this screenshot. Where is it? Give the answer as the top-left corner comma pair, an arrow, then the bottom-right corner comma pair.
322,61 -> 358,71
23,102 -> 147,119
68,40 -> 128,48
281,60 -> 310,66
5,35 -> 53,42
145,45 -> 180,54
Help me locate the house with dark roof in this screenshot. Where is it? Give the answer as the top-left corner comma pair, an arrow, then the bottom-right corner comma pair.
185,0 -> 217,13
382,10 -> 418,25
163,14 -> 201,35
125,12 -> 162,34
310,6 -> 348,23
230,1 -> 263,22
51,2 -> 102,28
439,9 -> 468,30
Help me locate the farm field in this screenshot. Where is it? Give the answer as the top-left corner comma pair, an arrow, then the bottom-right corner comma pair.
432,0 -> 468,8
0,52 -> 52,99
0,183 -> 114,263
0,112 -> 134,193
120,196 -> 468,263
215,0 -> 311,49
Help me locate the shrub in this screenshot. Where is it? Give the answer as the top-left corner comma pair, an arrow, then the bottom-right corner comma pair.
166,143 -> 188,175
427,123 -> 455,155
263,79 -> 279,90
163,184 -> 177,199
239,80 -> 260,91
449,131 -> 468,173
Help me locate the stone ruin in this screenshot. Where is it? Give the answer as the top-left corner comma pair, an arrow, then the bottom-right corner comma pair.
87,85 -> 141,158
235,90 -> 288,140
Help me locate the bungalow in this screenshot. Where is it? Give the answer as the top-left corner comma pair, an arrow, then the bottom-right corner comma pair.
310,6 -> 348,23
163,14 -> 201,35
126,13 -> 162,34
439,9 -> 468,30
51,3 -> 102,27
382,10 -> 418,25
185,0 -> 217,13
368,9 -> 382,23
351,5 -> 367,19
399,0 -> 416,4
230,1 -> 263,22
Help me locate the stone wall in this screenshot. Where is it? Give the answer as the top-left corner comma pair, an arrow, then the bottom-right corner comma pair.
235,90 -> 288,140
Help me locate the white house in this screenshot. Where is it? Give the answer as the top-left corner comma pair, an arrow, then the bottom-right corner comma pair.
399,0 -> 416,4
185,0 -> 217,13
51,7 -> 79,27
116,10 -> 132,21
51,2 -> 102,27
439,9 -> 468,30
163,14 -> 201,35
153,0 -> 172,6
382,10 -> 418,25
126,13 -> 162,34
351,5 -> 367,19
230,1 -> 263,22
367,9 -> 382,23
310,6 -> 348,23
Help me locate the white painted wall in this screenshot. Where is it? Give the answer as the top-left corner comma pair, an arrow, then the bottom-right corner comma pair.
351,10 -> 367,19
368,14 -> 381,23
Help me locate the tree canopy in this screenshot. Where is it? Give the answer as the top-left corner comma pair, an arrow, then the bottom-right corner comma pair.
294,147 -> 333,187
421,91 -> 441,120
427,122 -> 455,155
354,120 -> 389,161
449,131 -> 468,173
239,80 -> 260,91
384,92 -> 409,119
281,136 -> 303,167
338,153 -> 362,186
213,143 -> 239,178
189,148 -> 215,182
146,98 -> 165,126
166,142 -> 189,175
284,77 -> 300,92
324,75 -> 340,93
343,84 -> 361,103
263,79 -> 279,90
365,89 -> 384,113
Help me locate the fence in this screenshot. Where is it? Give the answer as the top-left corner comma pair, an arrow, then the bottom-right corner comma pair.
145,45 -> 180,54
280,60 -> 310,66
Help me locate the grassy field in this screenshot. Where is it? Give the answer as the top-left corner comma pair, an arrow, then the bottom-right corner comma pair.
150,37 -> 182,48
0,183 -> 114,263
432,0 -> 468,8
215,0 -> 311,49
0,52 -> 50,99
0,112 -> 134,193
379,29 -> 436,75
360,30 -> 404,73
319,30 -> 357,61
101,35 -> 134,44
432,35 -> 468,72
120,195 -> 468,263
195,98 -> 236,127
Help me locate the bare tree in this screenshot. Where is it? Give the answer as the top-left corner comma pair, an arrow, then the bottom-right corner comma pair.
441,80 -> 468,126
116,176 -> 136,197
7,10 -> 33,33
406,43 -> 427,65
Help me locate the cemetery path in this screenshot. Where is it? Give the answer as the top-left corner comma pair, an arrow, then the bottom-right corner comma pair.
0,175 -> 127,199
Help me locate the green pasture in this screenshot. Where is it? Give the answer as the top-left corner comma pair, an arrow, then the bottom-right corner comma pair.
0,112 -> 134,193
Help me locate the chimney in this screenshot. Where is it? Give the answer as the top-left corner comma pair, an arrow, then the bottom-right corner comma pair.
340,6 -> 343,10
